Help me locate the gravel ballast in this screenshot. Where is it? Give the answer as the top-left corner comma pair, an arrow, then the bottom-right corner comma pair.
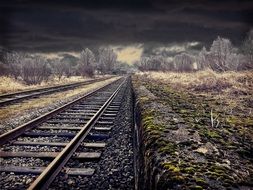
0,78 -> 135,190
0,78 -> 118,135
49,79 -> 135,189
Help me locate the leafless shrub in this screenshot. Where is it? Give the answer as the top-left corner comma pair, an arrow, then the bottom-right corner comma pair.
163,60 -> 175,71
21,56 -> 52,85
174,53 -> 195,72
98,47 -> 117,74
0,61 -> 9,76
4,52 -> 24,79
241,29 -> 253,70
50,58 -> 75,80
197,47 -> 208,70
137,56 -> 168,71
78,48 -> 95,77
207,36 -> 238,72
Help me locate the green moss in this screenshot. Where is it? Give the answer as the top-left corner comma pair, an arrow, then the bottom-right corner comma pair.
204,130 -> 221,139
184,167 -> 195,174
156,138 -> 167,146
209,165 -> 226,174
194,177 -> 207,185
206,171 -> 225,179
171,175 -> 185,182
226,116 -> 253,127
139,96 -> 150,102
163,162 -> 180,173
179,109 -> 188,114
159,142 -> 177,154
189,185 -> 203,190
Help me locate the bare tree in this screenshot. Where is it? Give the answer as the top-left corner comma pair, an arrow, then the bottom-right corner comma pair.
0,60 -> 9,76
197,47 -> 208,70
51,59 -> 65,80
149,56 -> 166,71
163,60 -> 175,71
138,57 -> 150,71
98,47 -> 117,74
174,53 -> 195,72
79,48 -> 95,77
209,36 -> 237,72
241,29 -> 253,70
62,60 -> 73,78
21,56 -> 51,84
4,52 -> 25,79
137,56 -> 168,71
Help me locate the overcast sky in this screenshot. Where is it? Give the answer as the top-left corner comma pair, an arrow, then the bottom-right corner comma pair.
0,0 -> 252,63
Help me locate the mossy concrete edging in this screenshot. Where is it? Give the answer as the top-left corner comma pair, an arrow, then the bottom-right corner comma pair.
132,75 -> 253,190
133,84 -> 172,190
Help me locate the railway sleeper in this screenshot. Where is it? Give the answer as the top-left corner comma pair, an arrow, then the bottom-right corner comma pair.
59,112 -> 95,116
78,102 -> 106,105
104,110 -> 118,114
37,126 -> 112,132
12,141 -> 106,148
105,108 -> 119,111
46,120 -> 87,124
0,151 -> 101,160
97,121 -> 114,125
22,132 -> 109,140
46,120 -> 114,125
72,105 -> 102,109
63,110 -> 98,114
0,166 -> 95,176
102,113 -> 117,117
69,107 -> 100,111
53,115 -> 115,120
52,116 -> 92,120
66,109 -> 99,113
98,117 -> 115,121
108,105 -> 120,108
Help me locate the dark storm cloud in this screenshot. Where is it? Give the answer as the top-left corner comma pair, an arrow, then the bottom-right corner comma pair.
0,0 -> 252,52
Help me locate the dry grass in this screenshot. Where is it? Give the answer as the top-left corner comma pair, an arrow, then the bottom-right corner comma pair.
138,69 -> 253,115
0,75 -> 105,94
0,77 -> 119,122
140,69 -> 253,94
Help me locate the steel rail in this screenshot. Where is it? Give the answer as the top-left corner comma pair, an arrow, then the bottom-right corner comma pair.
28,77 -> 126,190
0,77 -> 113,106
0,77 -> 122,146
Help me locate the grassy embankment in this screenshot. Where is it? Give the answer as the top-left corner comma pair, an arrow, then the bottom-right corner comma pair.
133,69 -> 253,190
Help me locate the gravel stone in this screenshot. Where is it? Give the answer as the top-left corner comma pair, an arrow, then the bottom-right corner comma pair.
49,79 -> 134,189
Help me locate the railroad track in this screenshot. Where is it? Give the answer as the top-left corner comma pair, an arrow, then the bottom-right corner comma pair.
0,76 -> 128,189
0,76 -> 112,107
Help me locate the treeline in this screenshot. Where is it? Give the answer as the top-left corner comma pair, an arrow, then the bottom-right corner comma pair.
136,30 -> 253,72
0,47 -> 119,85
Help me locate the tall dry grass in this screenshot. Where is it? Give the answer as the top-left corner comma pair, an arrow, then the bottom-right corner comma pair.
0,76 -> 93,94
138,69 -> 253,115
141,69 -> 253,95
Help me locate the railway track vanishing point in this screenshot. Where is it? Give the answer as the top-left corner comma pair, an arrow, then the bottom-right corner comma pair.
0,76 -> 128,190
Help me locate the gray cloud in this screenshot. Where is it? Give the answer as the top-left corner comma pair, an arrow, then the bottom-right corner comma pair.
0,0 -> 252,53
